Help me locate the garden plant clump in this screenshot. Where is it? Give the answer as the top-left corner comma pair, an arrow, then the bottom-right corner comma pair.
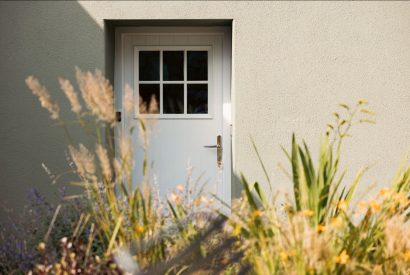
0,69 -> 408,274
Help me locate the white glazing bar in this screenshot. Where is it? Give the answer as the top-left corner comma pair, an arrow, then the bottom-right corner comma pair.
186,81 -> 208,84
135,49 -> 140,115
160,50 -> 163,114
161,81 -> 185,84
139,81 -> 162,84
184,49 -> 187,114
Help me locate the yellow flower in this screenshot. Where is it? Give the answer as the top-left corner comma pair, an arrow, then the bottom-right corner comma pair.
37,242 -> 46,251
60,258 -> 67,268
289,249 -> 297,257
36,264 -> 46,272
201,195 -> 209,204
335,250 -> 349,265
134,224 -> 145,235
207,198 -> 215,207
169,192 -> 181,203
373,265 -> 382,275
369,200 -> 381,212
53,263 -> 61,272
232,223 -> 242,236
280,251 -> 288,261
337,200 -> 347,211
331,217 -> 343,229
393,193 -> 409,207
193,195 -> 208,206
302,209 -> 314,217
251,209 -> 263,219
403,251 -> 410,262
378,187 -> 392,197
317,224 -> 327,233
194,198 -> 201,206
176,184 -> 185,192
358,201 -> 368,214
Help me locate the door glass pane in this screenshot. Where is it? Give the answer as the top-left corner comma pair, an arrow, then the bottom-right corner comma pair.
139,84 -> 159,114
139,51 -> 159,81
163,51 -> 184,81
187,51 -> 208,81
163,84 -> 184,114
187,84 -> 208,114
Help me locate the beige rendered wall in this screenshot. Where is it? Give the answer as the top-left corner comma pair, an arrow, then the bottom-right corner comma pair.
1,1 -> 410,219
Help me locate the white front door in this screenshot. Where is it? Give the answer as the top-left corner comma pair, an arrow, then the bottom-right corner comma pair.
115,27 -> 231,205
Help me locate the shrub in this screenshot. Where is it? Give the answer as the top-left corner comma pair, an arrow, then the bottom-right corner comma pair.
230,101 -> 409,274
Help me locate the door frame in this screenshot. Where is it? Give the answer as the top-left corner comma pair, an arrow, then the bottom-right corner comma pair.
114,26 -> 232,205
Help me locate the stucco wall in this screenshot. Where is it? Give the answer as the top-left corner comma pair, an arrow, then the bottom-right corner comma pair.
1,1 -> 410,219
0,1 -> 102,221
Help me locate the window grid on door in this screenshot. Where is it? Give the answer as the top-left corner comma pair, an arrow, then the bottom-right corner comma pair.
134,46 -> 212,119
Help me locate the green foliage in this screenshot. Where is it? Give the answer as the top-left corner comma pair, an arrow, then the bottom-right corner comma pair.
281,100 -> 375,226
24,70 -> 410,274
229,100 -> 410,274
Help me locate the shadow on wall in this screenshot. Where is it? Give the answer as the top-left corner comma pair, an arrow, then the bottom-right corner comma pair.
232,172 -> 243,200
0,2 -> 103,222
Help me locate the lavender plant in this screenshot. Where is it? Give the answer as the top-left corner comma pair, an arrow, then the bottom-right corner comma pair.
0,187 -> 86,274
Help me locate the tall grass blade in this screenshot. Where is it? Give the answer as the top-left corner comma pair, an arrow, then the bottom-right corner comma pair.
291,134 -> 301,211
108,215 -> 123,254
44,204 -> 62,242
251,136 -> 273,194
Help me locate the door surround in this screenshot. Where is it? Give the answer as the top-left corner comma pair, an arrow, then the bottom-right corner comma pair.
114,26 -> 232,205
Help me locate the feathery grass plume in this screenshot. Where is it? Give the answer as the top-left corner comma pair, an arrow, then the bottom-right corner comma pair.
25,76 -> 60,120
139,94 -> 159,114
68,144 -> 97,182
149,94 -> 159,114
119,135 -> 132,164
22,85 -> 410,274
23,69 -> 238,274
119,135 -> 133,185
58,78 -> 82,115
95,144 -> 112,180
384,215 -> 410,258
75,67 -> 115,125
139,96 -> 148,114
113,158 -> 123,184
123,84 -> 134,114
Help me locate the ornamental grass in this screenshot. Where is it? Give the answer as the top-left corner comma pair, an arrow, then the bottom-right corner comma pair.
0,69 -> 408,274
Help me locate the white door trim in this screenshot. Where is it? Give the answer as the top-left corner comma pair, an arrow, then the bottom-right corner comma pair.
114,26 -> 232,205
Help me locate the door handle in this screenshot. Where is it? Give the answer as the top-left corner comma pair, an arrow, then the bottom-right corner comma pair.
204,135 -> 223,168
203,145 -> 220,148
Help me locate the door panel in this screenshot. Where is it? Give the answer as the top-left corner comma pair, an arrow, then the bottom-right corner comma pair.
115,27 -> 231,205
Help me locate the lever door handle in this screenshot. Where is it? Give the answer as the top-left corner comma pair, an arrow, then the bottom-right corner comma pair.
204,135 -> 223,168
203,145 -> 220,148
